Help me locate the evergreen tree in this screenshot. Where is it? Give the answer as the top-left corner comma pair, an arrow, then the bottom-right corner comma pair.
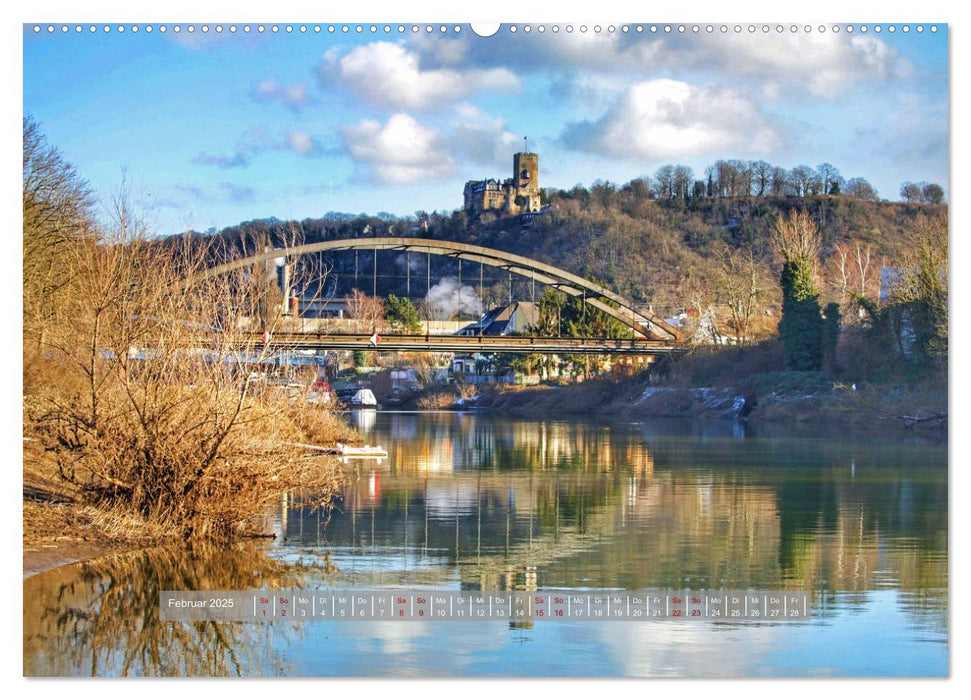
384,294 -> 423,333
532,286 -> 631,339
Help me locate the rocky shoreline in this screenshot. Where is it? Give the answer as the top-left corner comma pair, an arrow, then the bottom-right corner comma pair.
467,372 -> 947,437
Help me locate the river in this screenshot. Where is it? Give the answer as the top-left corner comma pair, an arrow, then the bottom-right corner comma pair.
23,412 -> 948,677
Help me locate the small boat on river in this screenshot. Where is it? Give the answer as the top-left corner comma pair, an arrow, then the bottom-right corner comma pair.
350,389 -> 378,407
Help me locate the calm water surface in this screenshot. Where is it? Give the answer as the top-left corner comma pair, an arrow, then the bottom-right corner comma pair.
23,412 -> 947,677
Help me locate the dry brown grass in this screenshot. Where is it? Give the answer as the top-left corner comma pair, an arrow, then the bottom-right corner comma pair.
23,201 -> 355,541
23,122 -> 359,546
416,391 -> 458,410
282,400 -> 355,446
456,382 -> 478,401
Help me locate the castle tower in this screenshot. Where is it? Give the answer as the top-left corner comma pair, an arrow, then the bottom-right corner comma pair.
513,152 -> 539,196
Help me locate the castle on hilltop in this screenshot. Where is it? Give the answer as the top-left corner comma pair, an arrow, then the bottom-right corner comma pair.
463,151 -> 542,217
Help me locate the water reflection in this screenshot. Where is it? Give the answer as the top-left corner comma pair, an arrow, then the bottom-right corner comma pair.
289,415 -> 946,601
22,543 -> 324,676
23,413 -> 947,676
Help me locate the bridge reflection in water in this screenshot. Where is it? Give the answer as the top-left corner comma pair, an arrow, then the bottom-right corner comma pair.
23,412 -> 947,677
272,413 -> 947,603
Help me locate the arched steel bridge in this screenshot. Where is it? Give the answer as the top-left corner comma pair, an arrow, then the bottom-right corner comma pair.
197,237 -> 683,339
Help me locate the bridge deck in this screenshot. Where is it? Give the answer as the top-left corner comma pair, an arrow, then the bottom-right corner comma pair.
261,333 -> 687,355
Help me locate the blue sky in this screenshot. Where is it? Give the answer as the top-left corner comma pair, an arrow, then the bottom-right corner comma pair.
23,23 -> 949,236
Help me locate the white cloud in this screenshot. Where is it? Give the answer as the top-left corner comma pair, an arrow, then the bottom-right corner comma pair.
450,104 -> 521,166
193,126 -> 275,169
194,127 -> 323,169
341,113 -> 454,184
340,106 -> 524,185
219,182 -> 256,204
563,79 -> 782,160
252,78 -> 311,109
286,130 -> 319,155
409,31 -> 910,101
702,33 -> 911,99
322,42 -> 519,110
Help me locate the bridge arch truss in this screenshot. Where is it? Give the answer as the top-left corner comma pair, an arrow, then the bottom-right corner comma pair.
194,237 -> 683,341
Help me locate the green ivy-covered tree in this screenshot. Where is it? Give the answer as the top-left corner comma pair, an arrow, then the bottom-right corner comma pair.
822,302 -> 842,373
778,260 -> 823,370
774,210 -> 823,371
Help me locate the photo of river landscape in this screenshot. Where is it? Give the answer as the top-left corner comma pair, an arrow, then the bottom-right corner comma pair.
21,17 -> 949,681
24,412 -> 947,676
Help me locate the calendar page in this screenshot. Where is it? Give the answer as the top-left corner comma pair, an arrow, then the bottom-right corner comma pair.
22,18 -> 948,679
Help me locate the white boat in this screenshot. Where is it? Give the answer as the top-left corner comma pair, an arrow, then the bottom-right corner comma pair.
350,389 -> 378,407
337,442 -> 388,458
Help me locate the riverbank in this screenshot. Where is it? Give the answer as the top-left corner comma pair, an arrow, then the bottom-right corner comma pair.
24,499 -> 153,579
469,370 -> 947,436
22,428 -> 353,578
375,369 -> 946,436
23,441 -> 169,578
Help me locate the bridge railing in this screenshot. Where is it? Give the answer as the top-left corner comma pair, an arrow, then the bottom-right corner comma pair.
244,332 -> 687,355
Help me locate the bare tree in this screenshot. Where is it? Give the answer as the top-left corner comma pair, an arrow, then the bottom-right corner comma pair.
816,163 -> 843,195
27,184 -> 351,539
751,160 -> 772,197
900,181 -> 923,203
770,166 -> 788,196
828,242 -> 852,307
654,165 -> 675,199
773,209 -> 823,270
844,177 -> 879,201
922,182 -> 945,204
673,165 -> 694,200
853,242 -> 876,301
787,165 -> 819,197
23,117 -> 96,367
717,248 -> 767,345
680,268 -> 721,345
345,288 -> 386,333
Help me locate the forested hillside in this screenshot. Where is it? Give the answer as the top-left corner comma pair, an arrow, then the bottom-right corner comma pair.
195,184 -> 947,327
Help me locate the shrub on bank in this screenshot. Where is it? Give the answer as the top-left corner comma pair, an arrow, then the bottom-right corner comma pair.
24,173 -> 353,540
416,391 -> 458,410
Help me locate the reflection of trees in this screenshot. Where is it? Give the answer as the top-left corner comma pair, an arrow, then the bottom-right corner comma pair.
383,416 -> 657,478
23,543 -> 316,677
776,475 -> 948,590
23,414 -> 949,674
294,415 -> 947,631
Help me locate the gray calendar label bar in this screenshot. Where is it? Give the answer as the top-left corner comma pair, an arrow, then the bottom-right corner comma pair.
160,590 -> 811,622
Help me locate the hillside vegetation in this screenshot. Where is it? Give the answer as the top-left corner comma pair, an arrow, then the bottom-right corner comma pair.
202,186 -> 945,325
194,182 -> 947,407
